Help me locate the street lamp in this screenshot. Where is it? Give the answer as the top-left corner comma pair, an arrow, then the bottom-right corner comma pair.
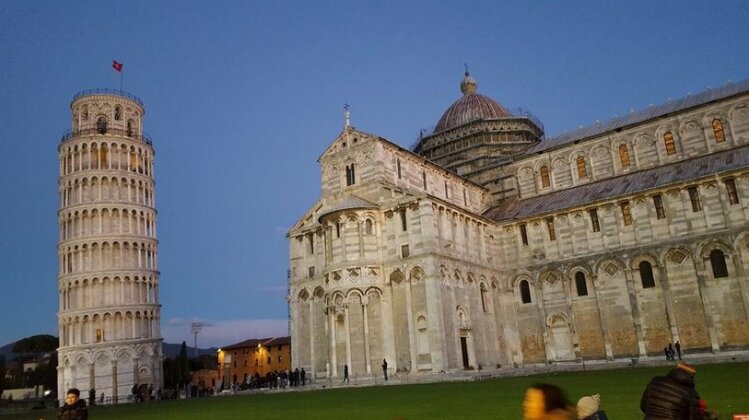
191,322 -> 204,358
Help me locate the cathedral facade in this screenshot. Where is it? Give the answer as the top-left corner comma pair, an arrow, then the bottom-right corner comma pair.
57,90 -> 163,401
288,73 -> 749,379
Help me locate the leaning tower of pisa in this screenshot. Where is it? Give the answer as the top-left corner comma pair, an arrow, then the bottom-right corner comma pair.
57,89 -> 163,402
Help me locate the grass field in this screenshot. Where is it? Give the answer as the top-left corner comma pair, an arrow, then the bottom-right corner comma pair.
5,362 -> 748,419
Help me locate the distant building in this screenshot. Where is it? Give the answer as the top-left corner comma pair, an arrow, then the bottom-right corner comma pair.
189,369 -> 219,391
217,337 -> 291,385
288,72 -> 749,379
57,89 -> 163,402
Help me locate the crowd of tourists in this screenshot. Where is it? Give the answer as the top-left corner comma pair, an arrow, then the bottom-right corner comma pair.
56,360 -> 719,419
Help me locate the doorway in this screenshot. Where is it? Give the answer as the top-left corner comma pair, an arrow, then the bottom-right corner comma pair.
460,337 -> 469,368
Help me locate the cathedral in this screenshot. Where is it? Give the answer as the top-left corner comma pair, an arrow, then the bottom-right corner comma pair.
288,72 -> 749,379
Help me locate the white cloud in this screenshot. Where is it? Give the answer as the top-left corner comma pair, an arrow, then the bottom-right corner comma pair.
161,318 -> 288,348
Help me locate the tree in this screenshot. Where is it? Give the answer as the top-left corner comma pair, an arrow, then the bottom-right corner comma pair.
0,355 -> 6,396
12,335 -> 58,354
178,341 -> 190,385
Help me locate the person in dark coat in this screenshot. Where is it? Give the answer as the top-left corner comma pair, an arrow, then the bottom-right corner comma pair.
667,343 -> 675,361
382,359 -> 388,381
640,363 -> 705,419
675,341 -> 682,360
58,388 -> 88,420
300,367 -> 306,386
343,364 -> 350,383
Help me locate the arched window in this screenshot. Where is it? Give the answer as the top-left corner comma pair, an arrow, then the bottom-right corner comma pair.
576,156 -> 587,178
345,164 -> 356,186
663,131 -> 676,155
480,284 -> 488,312
712,118 -> 725,143
96,117 -> 108,134
114,106 -> 122,121
540,166 -> 550,188
81,105 -> 89,120
639,261 -> 655,288
619,144 -> 631,167
127,120 -> 134,137
519,280 -> 531,304
365,219 -> 374,235
710,249 -> 728,278
575,272 -> 588,296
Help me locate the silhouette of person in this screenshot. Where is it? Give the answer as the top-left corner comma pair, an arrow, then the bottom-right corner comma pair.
382,359 -> 388,381
343,364 -> 350,383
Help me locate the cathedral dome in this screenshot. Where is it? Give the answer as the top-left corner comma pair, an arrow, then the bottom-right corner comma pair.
434,72 -> 510,133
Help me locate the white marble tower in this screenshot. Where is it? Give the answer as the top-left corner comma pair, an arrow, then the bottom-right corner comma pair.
57,89 -> 163,402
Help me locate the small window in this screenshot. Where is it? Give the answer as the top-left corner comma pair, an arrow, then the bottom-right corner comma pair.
114,106 -> 122,121
365,219 -> 374,235
463,189 -> 467,206
278,356 -> 282,363
576,156 -> 587,178
519,223 -> 528,246
540,166 -> 550,188
422,171 -> 427,189
307,233 -> 314,254
81,105 -> 89,120
639,261 -> 655,288
725,178 -> 740,205
619,144 -> 631,168
712,118 -> 725,143
664,132 -> 676,155
95,328 -> 103,342
397,159 -> 402,179
127,120 -> 134,137
480,285 -> 488,312
345,164 -> 356,186
575,272 -> 588,297
401,244 -> 410,258
546,217 -> 556,241
96,117 -> 108,134
445,181 -> 450,199
335,223 -> 341,238
688,187 -> 702,212
653,194 -> 666,219
589,209 -> 600,232
519,280 -> 531,304
710,249 -> 728,278
620,202 -> 632,226
400,209 -> 407,232
308,266 -> 315,278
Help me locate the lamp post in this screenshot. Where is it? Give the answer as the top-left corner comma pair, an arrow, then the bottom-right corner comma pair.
191,322 -> 204,358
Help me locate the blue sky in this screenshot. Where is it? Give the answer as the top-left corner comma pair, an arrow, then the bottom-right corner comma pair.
1,1 -> 748,348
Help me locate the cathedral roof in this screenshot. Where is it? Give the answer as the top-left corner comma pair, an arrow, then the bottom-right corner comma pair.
525,78 -> 749,155
434,72 -> 511,133
317,195 -> 378,222
488,144 -> 749,221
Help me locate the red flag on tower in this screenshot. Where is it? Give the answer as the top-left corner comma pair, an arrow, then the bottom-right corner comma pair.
112,60 -> 123,72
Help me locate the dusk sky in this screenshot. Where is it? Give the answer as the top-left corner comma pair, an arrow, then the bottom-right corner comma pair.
1,1 -> 748,348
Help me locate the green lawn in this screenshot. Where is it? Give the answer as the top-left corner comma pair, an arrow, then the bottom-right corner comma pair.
6,362 -> 748,419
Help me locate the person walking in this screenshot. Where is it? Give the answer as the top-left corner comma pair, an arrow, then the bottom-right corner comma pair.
640,362 -> 712,419
667,343 -> 675,361
58,388 -> 88,420
675,341 -> 682,360
382,359 -> 388,381
343,364 -> 350,384
576,394 -> 608,420
301,367 -> 306,386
